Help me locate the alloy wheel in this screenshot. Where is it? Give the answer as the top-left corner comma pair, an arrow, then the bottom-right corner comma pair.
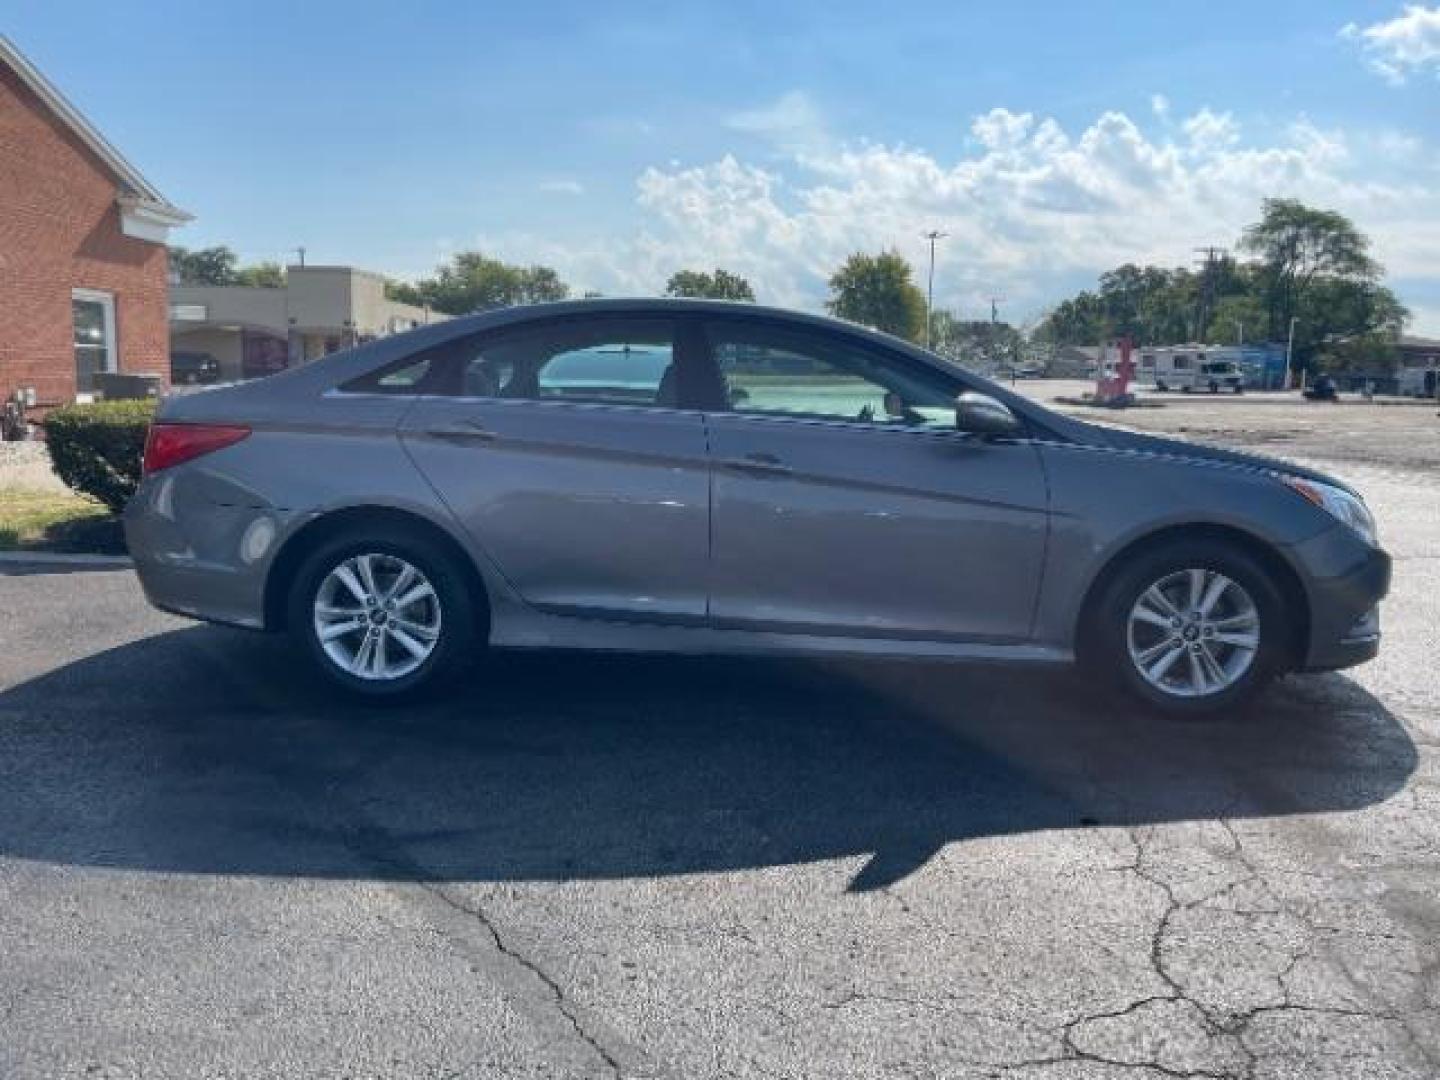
1125,568 -> 1260,699
312,553 -> 443,681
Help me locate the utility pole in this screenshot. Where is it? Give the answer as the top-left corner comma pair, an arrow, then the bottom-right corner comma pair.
1234,319 -> 1243,346
922,230 -> 947,349
1193,246 -> 1225,342
989,297 -> 1006,377
293,246 -> 307,268
1284,315 -> 1298,391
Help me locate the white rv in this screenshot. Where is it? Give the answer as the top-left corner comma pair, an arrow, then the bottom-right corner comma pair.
1144,346 -> 1245,393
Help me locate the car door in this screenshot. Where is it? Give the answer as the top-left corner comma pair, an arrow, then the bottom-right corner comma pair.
701,319 -> 1050,642
400,315 -> 711,621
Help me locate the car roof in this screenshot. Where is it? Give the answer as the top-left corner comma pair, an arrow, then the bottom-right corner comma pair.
437,297 -> 872,337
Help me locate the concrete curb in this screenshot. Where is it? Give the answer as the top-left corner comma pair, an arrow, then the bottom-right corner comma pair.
0,550 -> 132,569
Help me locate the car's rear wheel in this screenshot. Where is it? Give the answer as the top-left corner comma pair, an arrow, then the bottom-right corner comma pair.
1090,540 -> 1286,716
288,528 -> 478,699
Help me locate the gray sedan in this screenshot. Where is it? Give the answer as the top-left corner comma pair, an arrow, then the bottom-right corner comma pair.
124,299 -> 1389,715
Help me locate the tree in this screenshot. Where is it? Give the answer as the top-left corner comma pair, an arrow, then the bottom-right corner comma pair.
393,252 -> 570,315
235,261 -> 285,288
1034,198 -> 1408,371
664,268 -> 755,301
931,310 -> 1024,370
169,245 -> 240,285
1203,294 -> 1266,346
825,251 -> 926,343
385,280 -> 425,306
1239,198 -> 1380,342
169,245 -> 285,288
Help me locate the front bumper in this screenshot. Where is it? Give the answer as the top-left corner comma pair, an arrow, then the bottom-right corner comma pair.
1295,535 -> 1391,672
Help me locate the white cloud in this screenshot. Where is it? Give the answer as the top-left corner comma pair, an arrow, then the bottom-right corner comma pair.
479,106 -> 1440,332
725,91 -> 830,156
1151,94 -> 1170,119
539,179 -> 585,195
971,107 -> 1034,149
1342,5 -> 1440,84
1182,109 -> 1240,150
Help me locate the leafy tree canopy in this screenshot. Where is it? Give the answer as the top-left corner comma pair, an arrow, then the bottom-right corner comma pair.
169,245 -> 238,286
235,261 -> 285,288
929,311 -> 1025,369
664,268 -> 756,301
385,252 -> 570,315
1034,199 -> 1408,372
825,250 -> 927,343
169,245 -> 285,288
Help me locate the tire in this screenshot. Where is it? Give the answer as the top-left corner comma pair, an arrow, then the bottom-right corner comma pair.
287,526 -> 480,701
1155,381 -> 1168,392
1086,539 -> 1287,717
1181,385 -> 1191,394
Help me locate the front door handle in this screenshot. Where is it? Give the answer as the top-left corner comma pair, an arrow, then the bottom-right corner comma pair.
424,418 -> 499,444
720,452 -> 792,477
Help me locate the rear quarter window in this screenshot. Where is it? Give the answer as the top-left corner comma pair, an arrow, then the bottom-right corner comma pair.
339,355 -> 437,394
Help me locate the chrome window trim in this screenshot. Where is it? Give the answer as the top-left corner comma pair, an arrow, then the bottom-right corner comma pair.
704,406 -> 1030,445
326,386 -> 704,420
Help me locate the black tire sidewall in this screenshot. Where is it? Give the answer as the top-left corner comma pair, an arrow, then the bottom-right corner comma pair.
288,529 -> 477,700
1092,540 -> 1286,717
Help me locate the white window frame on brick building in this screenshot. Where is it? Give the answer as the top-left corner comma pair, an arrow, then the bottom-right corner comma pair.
72,287 -> 117,397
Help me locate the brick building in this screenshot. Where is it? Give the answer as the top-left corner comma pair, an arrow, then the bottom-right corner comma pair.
1,34 -> 189,411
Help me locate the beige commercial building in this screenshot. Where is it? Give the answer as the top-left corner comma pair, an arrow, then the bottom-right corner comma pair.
170,265 -> 443,384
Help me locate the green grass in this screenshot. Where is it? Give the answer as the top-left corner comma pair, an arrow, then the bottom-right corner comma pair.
0,488 -> 122,553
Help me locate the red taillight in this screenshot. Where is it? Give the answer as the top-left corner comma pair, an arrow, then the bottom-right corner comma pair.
142,423 -> 251,474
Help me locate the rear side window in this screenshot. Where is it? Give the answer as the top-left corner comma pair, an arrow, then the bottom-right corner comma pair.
339,318 -> 680,404
457,319 -> 677,407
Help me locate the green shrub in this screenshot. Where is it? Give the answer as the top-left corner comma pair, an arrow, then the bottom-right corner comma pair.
43,399 -> 157,513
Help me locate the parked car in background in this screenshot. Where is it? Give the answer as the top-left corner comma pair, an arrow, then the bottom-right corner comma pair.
1304,373 -> 1340,402
170,350 -> 221,387
125,299 -> 1388,715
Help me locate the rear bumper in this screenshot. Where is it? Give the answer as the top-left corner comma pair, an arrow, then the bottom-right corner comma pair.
1296,537 -> 1391,672
123,473 -> 280,630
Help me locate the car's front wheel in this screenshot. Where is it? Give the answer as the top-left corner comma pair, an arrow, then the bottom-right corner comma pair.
1090,540 -> 1286,716
288,528 -> 478,699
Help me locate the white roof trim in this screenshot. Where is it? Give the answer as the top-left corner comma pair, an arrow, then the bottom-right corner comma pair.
1,33 -> 192,232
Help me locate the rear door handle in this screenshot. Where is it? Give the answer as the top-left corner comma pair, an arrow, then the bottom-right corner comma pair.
720,453 -> 792,477
425,418 -> 499,444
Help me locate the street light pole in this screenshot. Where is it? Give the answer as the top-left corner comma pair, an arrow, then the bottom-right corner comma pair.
1284,315 -> 1298,390
922,230 -> 947,349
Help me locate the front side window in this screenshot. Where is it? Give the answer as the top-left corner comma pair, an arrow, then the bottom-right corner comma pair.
706,323 -> 957,430
72,289 -> 116,395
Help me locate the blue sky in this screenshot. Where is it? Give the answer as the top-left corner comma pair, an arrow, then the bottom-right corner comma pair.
8,1 -> 1439,332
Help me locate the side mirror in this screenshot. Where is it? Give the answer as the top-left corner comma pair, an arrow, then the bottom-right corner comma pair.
955,391 -> 1021,437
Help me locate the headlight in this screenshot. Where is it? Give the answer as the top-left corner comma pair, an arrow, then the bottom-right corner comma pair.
1278,474 -> 1378,547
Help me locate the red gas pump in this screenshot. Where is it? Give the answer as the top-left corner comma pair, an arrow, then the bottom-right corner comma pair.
1094,336 -> 1136,406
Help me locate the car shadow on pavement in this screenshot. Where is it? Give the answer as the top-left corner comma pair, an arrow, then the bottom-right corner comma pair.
0,625 -> 1417,892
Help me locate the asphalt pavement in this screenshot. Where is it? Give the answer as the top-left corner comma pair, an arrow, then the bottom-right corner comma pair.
1,422 -> 1436,1078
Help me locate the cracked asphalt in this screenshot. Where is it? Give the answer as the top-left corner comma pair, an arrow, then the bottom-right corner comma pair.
1,396 -> 1437,1078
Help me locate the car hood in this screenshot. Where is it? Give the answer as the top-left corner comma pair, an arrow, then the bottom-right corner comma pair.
1072,422 -> 1357,494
